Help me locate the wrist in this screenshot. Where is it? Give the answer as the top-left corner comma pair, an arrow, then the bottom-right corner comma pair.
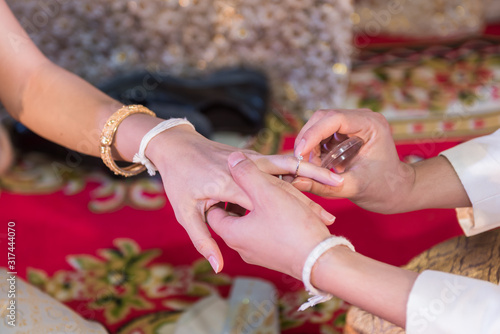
310,245 -> 353,292
144,123 -> 199,170
112,113 -> 163,162
384,161 -> 417,214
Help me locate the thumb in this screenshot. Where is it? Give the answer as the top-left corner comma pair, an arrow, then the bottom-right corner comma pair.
292,172 -> 356,198
227,152 -> 272,203
206,205 -> 239,242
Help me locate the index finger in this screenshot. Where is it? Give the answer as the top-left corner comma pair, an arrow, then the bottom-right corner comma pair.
296,109 -> 378,160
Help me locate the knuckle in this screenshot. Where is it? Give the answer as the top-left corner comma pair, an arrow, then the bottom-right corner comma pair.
371,111 -> 388,124
236,159 -> 255,174
333,111 -> 347,124
310,109 -> 327,120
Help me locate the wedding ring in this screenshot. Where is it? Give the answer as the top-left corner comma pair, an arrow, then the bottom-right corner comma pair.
294,155 -> 303,178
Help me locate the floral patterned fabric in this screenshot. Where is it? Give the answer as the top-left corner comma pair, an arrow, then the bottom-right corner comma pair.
0,108 -> 465,333
346,36 -> 500,141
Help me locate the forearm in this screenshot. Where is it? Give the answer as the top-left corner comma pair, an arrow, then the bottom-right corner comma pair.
18,62 -> 121,156
16,58 -> 171,162
393,156 -> 471,213
311,246 -> 418,328
0,0 -> 163,162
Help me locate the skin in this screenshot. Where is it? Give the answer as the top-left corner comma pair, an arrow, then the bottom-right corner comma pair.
292,109 -> 472,213
208,152 -> 418,328
208,110 -> 474,328
0,0 -> 343,272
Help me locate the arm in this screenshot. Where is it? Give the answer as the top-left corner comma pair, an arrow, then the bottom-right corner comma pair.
0,0 -> 342,272
0,0 -> 127,157
207,153 -> 500,332
207,152 -> 416,326
292,109 -> 473,213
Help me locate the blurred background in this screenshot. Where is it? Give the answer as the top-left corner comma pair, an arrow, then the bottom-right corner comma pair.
1,1 -> 500,333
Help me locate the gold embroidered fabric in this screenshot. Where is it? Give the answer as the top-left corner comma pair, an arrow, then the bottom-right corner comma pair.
344,227 -> 500,334
353,0 -> 485,39
0,269 -> 107,333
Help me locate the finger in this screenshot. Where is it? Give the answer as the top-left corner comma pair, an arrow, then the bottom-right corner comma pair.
180,211 -> 225,273
228,152 -> 336,225
292,173 -> 357,199
292,178 -> 339,197
296,112 -> 345,160
210,188 -> 254,213
227,152 -> 277,203
252,154 -> 343,186
198,171 -> 254,212
298,109 -> 384,160
294,109 -> 328,157
276,178 -> 336,225
206,206 -> 239,245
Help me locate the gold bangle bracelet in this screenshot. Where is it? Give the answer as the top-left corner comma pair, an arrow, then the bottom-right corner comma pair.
99,105 -> 156,177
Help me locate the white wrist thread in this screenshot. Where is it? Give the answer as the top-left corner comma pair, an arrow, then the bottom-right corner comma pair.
298,235 -> 355,311
133,118 -> 195,176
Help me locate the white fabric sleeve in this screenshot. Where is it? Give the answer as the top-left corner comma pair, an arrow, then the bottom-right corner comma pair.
406,270 -> 500,334
440,129 -> 500,236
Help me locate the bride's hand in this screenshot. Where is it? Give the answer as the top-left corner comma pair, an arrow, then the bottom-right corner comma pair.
145,125 -> 342,273
207,152 -> 332,279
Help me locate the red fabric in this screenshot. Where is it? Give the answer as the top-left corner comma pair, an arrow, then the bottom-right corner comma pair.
0,141 -> 463,275
354,23 -> 500,47
0,139 -> 464,332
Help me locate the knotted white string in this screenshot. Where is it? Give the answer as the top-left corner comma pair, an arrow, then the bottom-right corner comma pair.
298,236 -> 355,311
133,118 -> 195,176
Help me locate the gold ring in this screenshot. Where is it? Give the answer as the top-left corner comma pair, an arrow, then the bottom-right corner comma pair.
294,155 -> 303,178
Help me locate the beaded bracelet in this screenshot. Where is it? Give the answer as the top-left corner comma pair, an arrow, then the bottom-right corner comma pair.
99,105 -> 156,177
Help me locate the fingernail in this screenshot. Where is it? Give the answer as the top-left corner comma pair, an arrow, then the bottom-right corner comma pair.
295,139 -> 306,157
208,255 -> 220,273
330,172 -> 344,184
228,152 -> 246,168
321,210 -> 336,223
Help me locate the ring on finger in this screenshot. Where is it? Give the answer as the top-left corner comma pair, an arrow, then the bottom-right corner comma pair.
294,155 -> 303,178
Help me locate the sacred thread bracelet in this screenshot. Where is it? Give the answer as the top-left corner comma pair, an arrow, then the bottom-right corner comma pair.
133,118 -> 195,176
299,235 -> 355,311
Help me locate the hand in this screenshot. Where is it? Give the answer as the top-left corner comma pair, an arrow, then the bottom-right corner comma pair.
207,152 -> 332,279
146,125 -> 342,273
293,109 -> 415,214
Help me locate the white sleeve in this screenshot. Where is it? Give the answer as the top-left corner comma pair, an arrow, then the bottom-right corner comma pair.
440,129 -> 500,236
406,270 -> 500,334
